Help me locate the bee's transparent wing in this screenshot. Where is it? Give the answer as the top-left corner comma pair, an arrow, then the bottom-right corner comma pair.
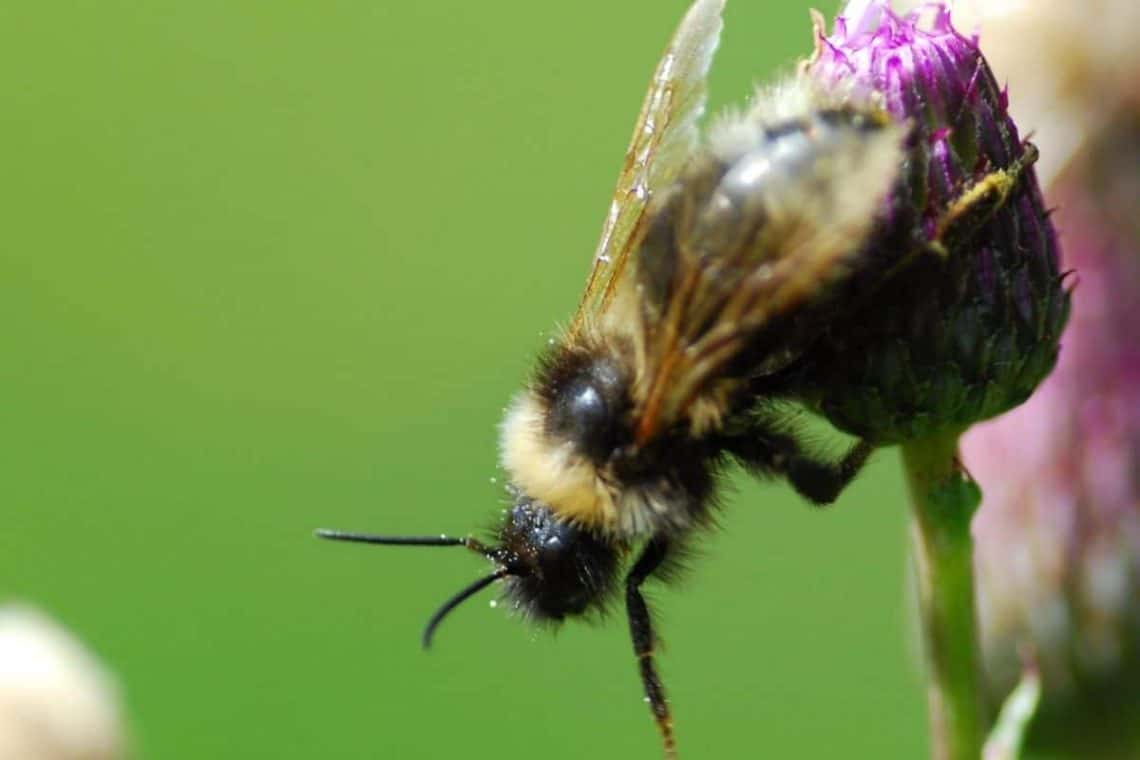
569,0 -> 725,335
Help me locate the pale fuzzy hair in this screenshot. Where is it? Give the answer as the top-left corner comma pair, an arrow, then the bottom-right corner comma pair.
708,73 -> 888,163
499,392 -> 618,529
499,392 -> 696,536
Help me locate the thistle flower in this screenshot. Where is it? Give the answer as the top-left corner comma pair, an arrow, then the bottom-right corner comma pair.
795,0 -> 1070,444
777,3 -> 1074,756
955,1 -> 1140,753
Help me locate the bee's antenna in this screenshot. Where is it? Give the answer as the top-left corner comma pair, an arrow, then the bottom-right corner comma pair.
422,569 -> 511,650
315,528 -> 521,647
314,529 -> 495,558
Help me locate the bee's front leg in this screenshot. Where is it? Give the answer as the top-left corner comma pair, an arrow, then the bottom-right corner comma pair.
625,537 -> 678,759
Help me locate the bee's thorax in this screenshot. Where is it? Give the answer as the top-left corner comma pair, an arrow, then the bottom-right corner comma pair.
500,347 -> 722,537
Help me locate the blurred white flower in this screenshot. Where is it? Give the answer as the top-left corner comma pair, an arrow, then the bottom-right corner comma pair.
952,0 -> 1140,185
0,605 -> 126,760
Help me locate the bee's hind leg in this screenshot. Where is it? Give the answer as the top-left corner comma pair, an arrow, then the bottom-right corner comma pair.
625,537 -> 678,759
781,438 -> 875,505
720,421 -> 875,506
930,141 -> 1041,256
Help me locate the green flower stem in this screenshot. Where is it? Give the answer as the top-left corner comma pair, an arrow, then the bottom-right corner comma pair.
902,430 -> 984,760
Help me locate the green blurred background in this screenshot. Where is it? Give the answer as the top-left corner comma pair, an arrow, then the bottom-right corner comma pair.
1,1 -> 926,757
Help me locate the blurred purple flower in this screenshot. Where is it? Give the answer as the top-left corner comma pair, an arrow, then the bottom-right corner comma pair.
957,0 -> 1140,749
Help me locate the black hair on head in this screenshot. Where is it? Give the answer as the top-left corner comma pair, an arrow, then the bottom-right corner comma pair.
497,494 -> 624,622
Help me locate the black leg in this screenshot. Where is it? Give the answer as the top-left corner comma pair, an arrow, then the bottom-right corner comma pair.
721,422 -> 874,506
625,538 -> 676,759
783,439 -> 874,505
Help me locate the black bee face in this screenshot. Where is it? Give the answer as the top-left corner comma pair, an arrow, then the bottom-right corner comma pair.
497,495 -> 622,621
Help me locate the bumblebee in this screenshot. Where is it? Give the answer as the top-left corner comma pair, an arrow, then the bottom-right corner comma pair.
320,0 -> 911,755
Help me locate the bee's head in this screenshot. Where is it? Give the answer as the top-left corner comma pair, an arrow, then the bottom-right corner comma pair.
314,493 -> 622,647
496,492 -> 622,621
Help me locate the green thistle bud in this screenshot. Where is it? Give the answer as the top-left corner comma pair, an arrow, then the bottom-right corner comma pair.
793,1 -> 1070,444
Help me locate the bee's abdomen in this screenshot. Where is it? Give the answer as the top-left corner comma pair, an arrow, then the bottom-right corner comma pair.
636,102 -> 903,374
697,107 -> 896,253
